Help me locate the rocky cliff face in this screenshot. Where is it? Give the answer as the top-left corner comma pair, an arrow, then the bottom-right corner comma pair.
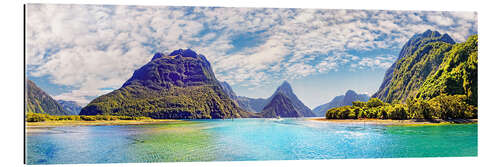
80,49 -> 253,119
26,80 -> 71,115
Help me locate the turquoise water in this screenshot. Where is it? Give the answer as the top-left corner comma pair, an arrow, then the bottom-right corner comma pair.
26,118 -> 477,164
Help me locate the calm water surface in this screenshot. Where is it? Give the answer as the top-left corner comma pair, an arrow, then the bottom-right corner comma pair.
26,118 -> 477,164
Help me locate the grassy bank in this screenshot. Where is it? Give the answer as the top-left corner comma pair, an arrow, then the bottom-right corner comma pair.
26,119 -> 182,127
25,112 -> 181,127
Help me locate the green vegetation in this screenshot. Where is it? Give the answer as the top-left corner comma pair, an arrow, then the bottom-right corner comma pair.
417,35 -> 478,106
80,85 -> 253,119
373,34 -> 477,105
351,34 -> 478,121
26,112 -> 151,122
326,96 -> 477,120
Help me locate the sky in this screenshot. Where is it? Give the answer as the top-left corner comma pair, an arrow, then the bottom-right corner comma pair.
25,4 -> 477,108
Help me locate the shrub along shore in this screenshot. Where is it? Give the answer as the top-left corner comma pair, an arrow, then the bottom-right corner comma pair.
25,112 -> 182,127
26,112 -> 152,122
325,94 -> 477,121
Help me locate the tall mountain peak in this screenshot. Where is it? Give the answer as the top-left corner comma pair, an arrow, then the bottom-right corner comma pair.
373,30 -> 457,101
345,90 -> 357,96
372,30 -> 477,104
81,49 -> 252,119
169,48 -> 199,58
265,81 -> 315,117
260,92 -> 302,118
421,29 -> 441,38
276,81 -> 293,94
122,49 -> 215,89
399,29 -> 455,59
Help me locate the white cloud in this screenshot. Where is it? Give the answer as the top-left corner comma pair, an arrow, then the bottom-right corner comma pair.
351,55 -> 397,70
26,4 -> 477,104
427,14 -> 454,26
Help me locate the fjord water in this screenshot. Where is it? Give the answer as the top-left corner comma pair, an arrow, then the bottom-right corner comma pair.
26,119 -> 477,164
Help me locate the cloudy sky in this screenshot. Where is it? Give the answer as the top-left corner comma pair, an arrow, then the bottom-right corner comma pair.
26,4 -> 477,108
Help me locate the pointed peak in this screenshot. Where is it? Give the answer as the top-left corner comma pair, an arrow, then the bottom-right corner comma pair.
398,30 -> 455,59
277,81 -> 292,91
281,80 -> 291,87
422,29 -> 441,38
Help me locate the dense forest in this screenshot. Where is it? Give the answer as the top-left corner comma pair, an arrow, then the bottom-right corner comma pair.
26,112 -> 151,122
326,96 -> 476,120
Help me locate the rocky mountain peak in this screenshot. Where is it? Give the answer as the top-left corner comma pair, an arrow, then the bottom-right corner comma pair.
276,81 -> 293,94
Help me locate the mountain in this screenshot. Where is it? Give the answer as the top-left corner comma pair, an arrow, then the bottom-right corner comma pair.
219,80 -> 314,116
260,92 -> 302,118
372,30 -> 477,105
219,81 -> 267,113
373,30 -> 456,102
26,79 -> 71,115
220,81 -> 238,101
312,90 -> 370,117
263,81 -> 315,117
417,35 -> 478,105
80,49 -> 254,119
235,96 -> 267,113
57,100 -> 82,115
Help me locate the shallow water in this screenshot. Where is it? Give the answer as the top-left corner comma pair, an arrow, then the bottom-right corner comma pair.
26,118 -> 477,164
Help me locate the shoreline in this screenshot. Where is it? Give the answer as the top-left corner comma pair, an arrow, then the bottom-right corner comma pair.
26,119 -> 182,128
308,118 -> 478,126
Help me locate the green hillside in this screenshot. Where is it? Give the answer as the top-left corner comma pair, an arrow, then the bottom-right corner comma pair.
80,49 -> 255,119
26,79 -> 71,115
373,31 -> 477,105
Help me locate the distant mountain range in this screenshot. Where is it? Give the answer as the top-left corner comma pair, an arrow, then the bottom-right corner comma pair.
220,81 -> 315,118
312,90 -> 369,117
234,96 -> 267,113
80,49 -> 255,119
57,100 -> 82,115
26,79 -> 71,115
372,29 -> 477,105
